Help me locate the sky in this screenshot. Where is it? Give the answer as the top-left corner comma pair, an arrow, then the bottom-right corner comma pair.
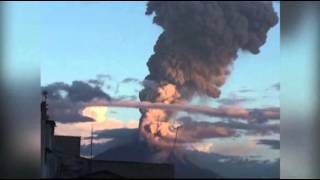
5,1 -> 280,177
6,1 -> 279,106
5,1 -> 279,96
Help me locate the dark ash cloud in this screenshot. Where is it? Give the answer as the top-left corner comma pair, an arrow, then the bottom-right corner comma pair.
143,1 -> 279,98
138,1 -> 278,147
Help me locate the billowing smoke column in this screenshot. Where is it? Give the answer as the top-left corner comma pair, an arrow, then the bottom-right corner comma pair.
139,1 -> 278,147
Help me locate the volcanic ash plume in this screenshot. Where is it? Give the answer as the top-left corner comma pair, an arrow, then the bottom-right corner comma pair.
139,1 -> 278,147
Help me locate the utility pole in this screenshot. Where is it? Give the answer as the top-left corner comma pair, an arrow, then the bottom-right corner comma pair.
90,123 -> 94,173
41,91 -> 48,177
172,122 -> 183,155
90,123 -> 93,160
173,126 -> 181,153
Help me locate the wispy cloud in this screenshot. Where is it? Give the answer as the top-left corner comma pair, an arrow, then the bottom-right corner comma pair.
267,82 -> 280,91
113,95 -> 138,101
121,77 -> 141,84
216,97 -> 254,106
238,89 -> 255,93
97,74 -> 112,81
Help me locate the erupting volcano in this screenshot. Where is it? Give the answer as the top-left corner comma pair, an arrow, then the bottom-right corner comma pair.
138,1 -> 278,149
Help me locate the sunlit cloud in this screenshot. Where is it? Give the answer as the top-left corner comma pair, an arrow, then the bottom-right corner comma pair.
190,143 -> 214,153
54,106 -> 139,147
82,106 -> 109,123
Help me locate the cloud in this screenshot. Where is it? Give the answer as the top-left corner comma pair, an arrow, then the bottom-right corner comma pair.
172,116 -> 279,144
216,93 -> 254,106
273,83 -> 280,91
88,79 -> 104,88
54,119 -> 138,138
44,81 -> 111,102
97,74 -> 112,81
209,140 -> 257,157
121,77 -> 141,84
214,119 -> 280,135
144,1 -> 278,99
116,77 -> 143,96
141,79 -> 159,90
88,99 -> 280,121
82,116 -> 267,155
257,139 -> 280,149
87,117 -> 236,153
185,151 -> 280,178
114,83 -> 120,94
114,95 -> 138,101
67,81 -> 111,102
87,74 -> 114,91
238,89 -> 255,93
173,116 -> 237,143
42,81 -> 111,123
190,143 -> 214,153
48,100 -> 94,123
105,85 -> 112,90
268,82 -> 280,91
217,97 -> 254,106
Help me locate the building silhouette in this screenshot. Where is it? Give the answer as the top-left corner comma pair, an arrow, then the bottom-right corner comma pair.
40,90 -> 174,178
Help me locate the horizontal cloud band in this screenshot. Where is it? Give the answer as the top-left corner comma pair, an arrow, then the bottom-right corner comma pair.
87,100 -> 280,120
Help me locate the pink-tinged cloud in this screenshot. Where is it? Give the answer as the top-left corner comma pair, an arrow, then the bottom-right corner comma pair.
87,100 -> 280,121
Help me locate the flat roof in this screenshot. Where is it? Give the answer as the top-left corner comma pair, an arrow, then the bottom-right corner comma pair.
54,135 -> 81,139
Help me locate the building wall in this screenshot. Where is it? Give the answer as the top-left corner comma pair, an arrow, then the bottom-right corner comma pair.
53,136 -> 80,156
77,158 -> 175,179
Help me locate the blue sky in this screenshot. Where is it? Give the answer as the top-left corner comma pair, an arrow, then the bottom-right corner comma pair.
5,1 -> 280,163
6,1 -> 279,96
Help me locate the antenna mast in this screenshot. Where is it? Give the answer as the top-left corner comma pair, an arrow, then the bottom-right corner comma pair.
90,123 -> 93,160
89,123 -> 94,173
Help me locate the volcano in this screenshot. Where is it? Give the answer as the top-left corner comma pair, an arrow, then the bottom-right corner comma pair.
95,141 -> 220,178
